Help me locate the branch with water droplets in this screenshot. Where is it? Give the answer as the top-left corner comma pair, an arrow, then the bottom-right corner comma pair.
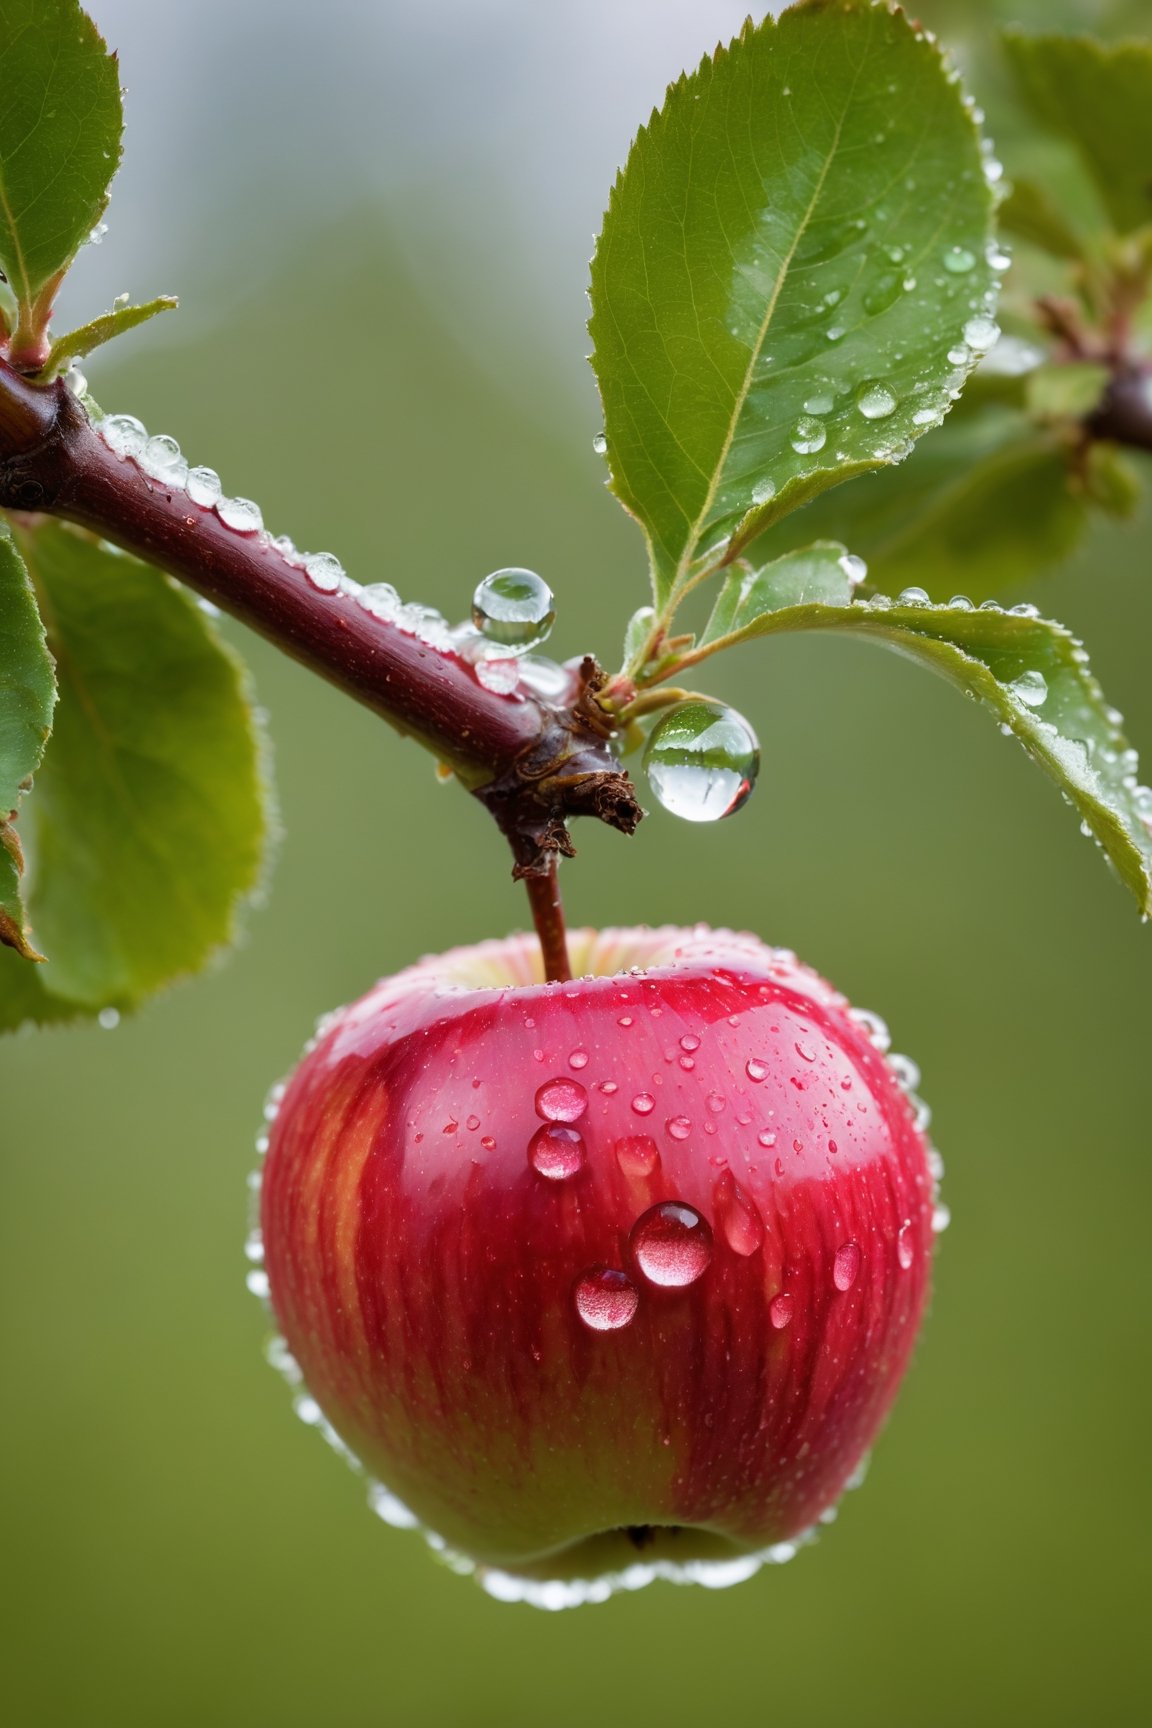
0,361 -> 642,877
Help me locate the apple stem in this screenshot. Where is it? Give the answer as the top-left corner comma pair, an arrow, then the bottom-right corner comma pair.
524,860 -> 573,983
0,362 -> 643,877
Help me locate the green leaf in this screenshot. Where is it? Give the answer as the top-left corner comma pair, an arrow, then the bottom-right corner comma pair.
998,178 -> 1086,261
0,523 -> 55,960
0,0 -> 122,356
1003,31 -> 1152,235
0,522 -> 272,1029
1026,362 -> 1110,420
701,542 -> 855,645
43,296 -> 178,376
752,408 -> 1086,603
589,0 -> 999,608
683,593 -> 1152,917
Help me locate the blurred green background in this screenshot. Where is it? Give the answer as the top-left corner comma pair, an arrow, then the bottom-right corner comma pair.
3,1 -> 1150,1723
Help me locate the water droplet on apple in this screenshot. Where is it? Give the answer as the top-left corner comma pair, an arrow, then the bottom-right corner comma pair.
568,1048 -> 589,1070
680,1033 -> 701,1053
833,1241 -> 861,1291
631,1202 -> 714,1287
746,1058 -> 769,1083
897,1220 -> 915,1269
574,1267 -> 640,1331
471,568 -> 555,653
643,699 -> 759,822
769,1292 -> 794,1329
615,1134 -> 660,1177
666,1115 -> 692,1141
631,1093 -> 656,1116
535,1077 -> 588,1122
529,1123 -> 586,1181
795,1040 -> 818,1063
758,1129 -> 777,1149
715,1170 -> 764,1255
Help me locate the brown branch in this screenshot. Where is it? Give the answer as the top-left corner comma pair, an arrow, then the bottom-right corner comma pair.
0,362 -> 643,877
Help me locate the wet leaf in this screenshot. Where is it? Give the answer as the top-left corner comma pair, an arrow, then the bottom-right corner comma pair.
0,523 -> 272,1030
0,0 -> 122,354
590,0 -> 998,607
1004,31 -> 1152,234
0,523 -> 55,961
686,590 -> 1152,918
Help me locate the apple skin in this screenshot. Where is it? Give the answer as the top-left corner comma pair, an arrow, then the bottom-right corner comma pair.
259,926 -> 936,1591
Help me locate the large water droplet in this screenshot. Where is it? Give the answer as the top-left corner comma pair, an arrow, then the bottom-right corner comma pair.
186,465 -> 222,507
529,1123 -> 586,1181
856,382 -> 898,420
833,1241 -> 861,1291
531,1078 -> 586,1124
942,246 -> 976,273
474,654 -> 520,695
631,1093 -> 655,1116
1009,669 -> 1048,708
715,1170 -> 764,1256
358,582 -> 400,620
631,1202 -> 713,1288
216,496 -> 264,534
140,434 -> 188,487
574,1267 -> 639,1331
615,1134 -> 660,1177
643,700 -> 759,824
471,568 -> 555,653
963,315 -> 1000,352
301,552 -> 344,593
769,1292 -> 794,1329
790,415 -> 827,454
99,413 -> 147,457
666,1115 -> 692,1141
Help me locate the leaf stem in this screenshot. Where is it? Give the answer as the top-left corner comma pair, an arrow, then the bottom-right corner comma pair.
523,858 -> 572,983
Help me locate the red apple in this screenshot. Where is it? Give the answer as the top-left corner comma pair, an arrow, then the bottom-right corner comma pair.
257,925 -> 938,1603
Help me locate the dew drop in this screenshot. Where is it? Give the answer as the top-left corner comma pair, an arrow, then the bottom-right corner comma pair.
481,1136 -> 496,1151
839,552 -> 868,585
1009,669 -> 1048,708
769,1292 -> 794,1329
790,415 -> 827,454
97,1005 -> 120,1030
471,568 -> 555,653
680,1033 -> 701,1053
897,1221 -> 915,1269
140,434 -> 188,487
643,700 -> 759,823
942,246 -> 976,273
803,389 -> 835,415
666,1115 -> 692,1141
833,1241 -> 861,1291
615,1134 -> 660,1177
631,1093 -> 655,1116
856,381 -> 898,420
746,1058 -> 769,1083
216,496 -> 264,534
592,431 -> 608,455
302,551 -> 344,593
963,315 -> 1000,352
631,1202 -> 714,1288
758,1129 -> 777,1149
706,1090 -> 727,1114
529,1123 -> 586,1180
186,465 -> 222,507
795,1040 -> 818,1063
715,1170 -> 764,1256
568,1048 -> 589,1070
535,1077 -> 588,1122
474,654 -> 520,694
99,413 -> 147,457
932,1202 -> 952,1234
574,1267 -> 639,1331
358,582 -> 400,620
898,586 -> 931,607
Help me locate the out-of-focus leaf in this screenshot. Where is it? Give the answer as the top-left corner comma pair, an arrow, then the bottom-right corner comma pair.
1027,362 -> 1110,419
1082,443 -> 1142,518
0,522 -> 272,1030
589,0 -> 999,607
998,178 -> 1087,260
0,524 -> 55,959
44,296 -> 177,376
752,408 -> 1085,602
681,592 -> 1152,917
1003,31 -> 1152,234
0,0 -> 123,352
